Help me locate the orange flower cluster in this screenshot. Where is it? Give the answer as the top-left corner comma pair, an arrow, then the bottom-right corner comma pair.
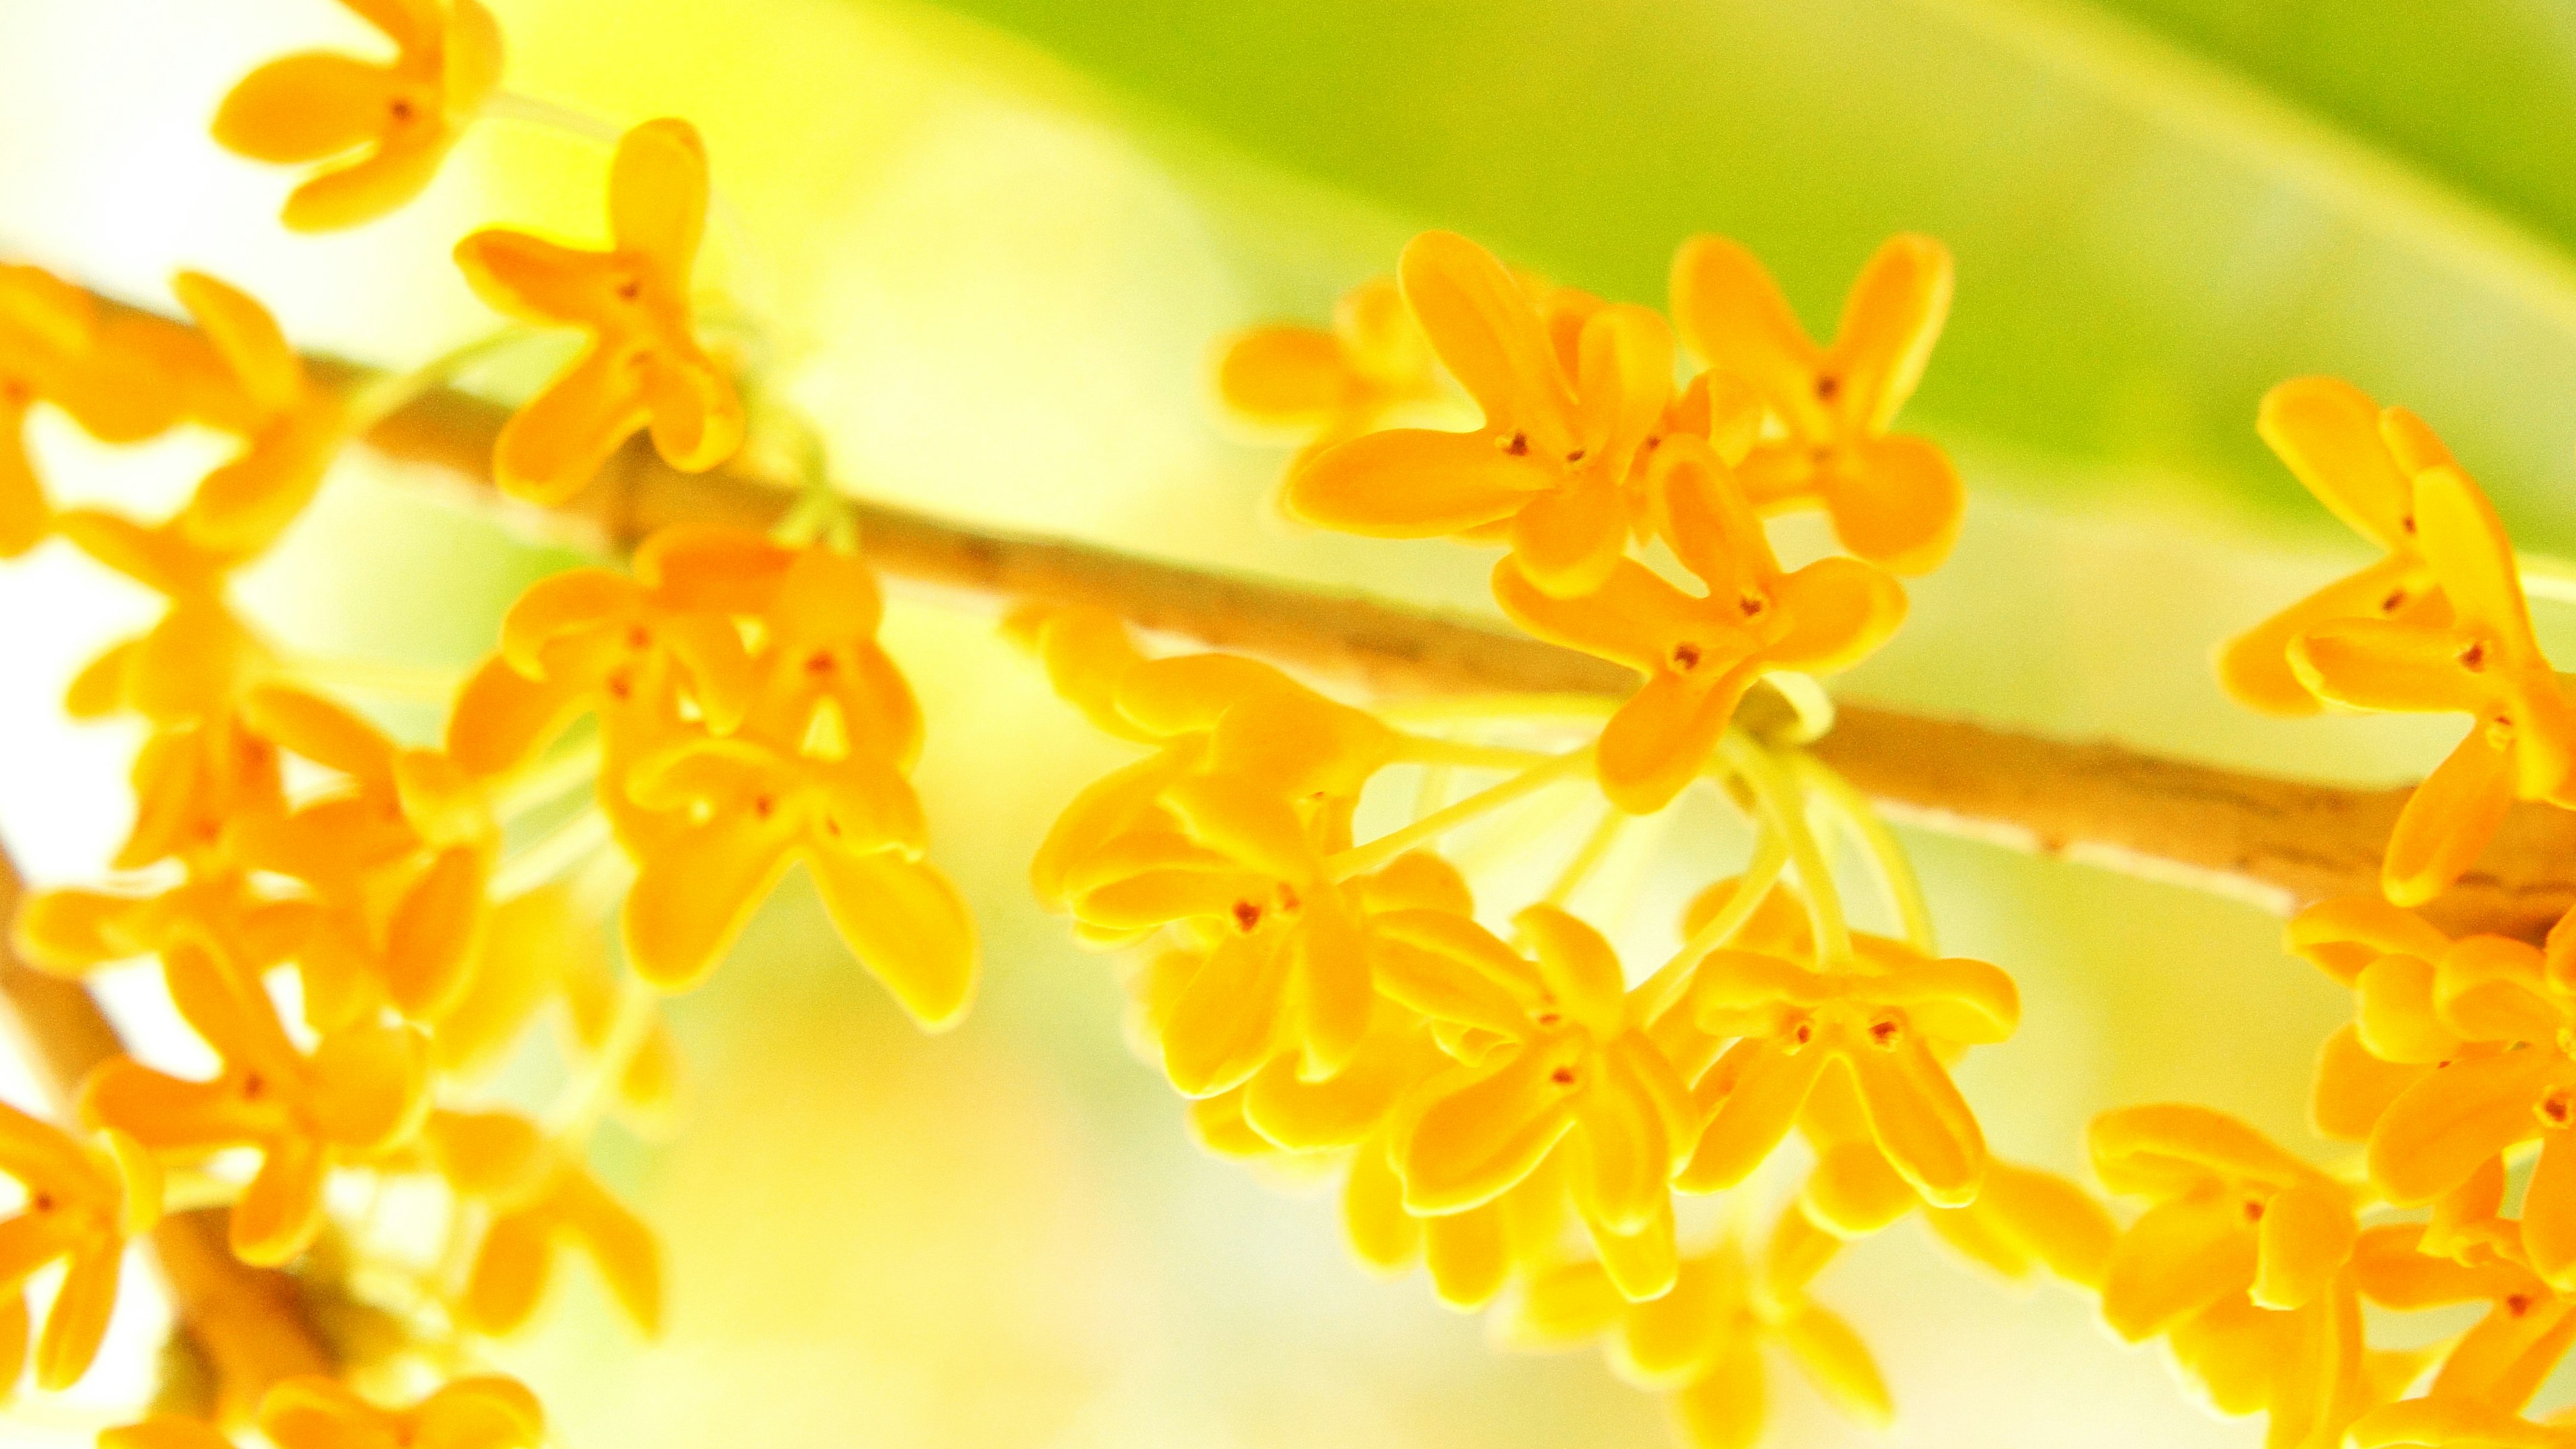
0,1 -> 971,1438
2093,381 -> 2576,1449
1022,547 -> 2090,1449
1223,229 -> 1933,814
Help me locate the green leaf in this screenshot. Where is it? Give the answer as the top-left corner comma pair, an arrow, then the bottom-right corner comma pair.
897,0 -> 2576,551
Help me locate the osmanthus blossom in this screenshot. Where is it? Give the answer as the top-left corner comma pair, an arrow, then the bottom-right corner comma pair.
1498,1239 -> 1892,1449
1668,231 -> 1962,575
223,684 -> 499,1026
1387,906 -> 1700,1300
2349,1224 -> 2575,1421
1678,932 -> 2017,1208
49,510 -> 274,728
454,118 -> 745,503
2290,466 -> 2576,905
0,264 -> 177,556
446,523 -> 766,781
213,0 -> 504,232
618,735 -> 975,1024
421,1110 -> 660,1337
1496,435 -> 1906,813
162,272 -> 350,557
1285,229 -> 1677,599
258,1373 -> 545,1449
2355,928 -> 2576,1290
1788,1067 -> 2113,1289
83,940 -> 428,1266
0,1097 -> 158,1391
2089,1104 -> 2374,1449
2217,378 -> 2457,715
1215,274 -> 1452,464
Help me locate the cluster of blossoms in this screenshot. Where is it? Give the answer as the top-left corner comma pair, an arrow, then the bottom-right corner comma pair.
2157,382 -> 2576,1448
1047,228 -> 2576,1449
1024,228 -> 2125,1449
0,0 -> 970,1440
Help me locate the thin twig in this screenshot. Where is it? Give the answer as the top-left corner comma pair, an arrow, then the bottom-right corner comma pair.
78,288 -> 2576,944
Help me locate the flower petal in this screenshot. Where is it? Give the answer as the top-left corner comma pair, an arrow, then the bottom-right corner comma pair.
1668,1339 -> 1767,1449
2218,555 -> 2428,718
1599,672 -> 1748,816
1766,555 -> 1908,674
2416,466 -> 2540,657
1342,1136 -> 1419,1275
2291,617 -> 2487,716
1669,233 -> 1824,436
1507,476 -> 1631,599
609,119 -> 708,275
32,1244 -> 119,1391
807,851 -> 978,1031
2257,378 -> 2420,551
231,1136 -> 329,1266
1398,230 -> 1566,429
1677,1037 -> 1830,1192
621,817 -> 797,990
1776,1300 -> 1894,1430
2098,1193 -> 2258,1342
1397,1046 -> 1582,1215
2369,1049 -> 2559,1206
1845,1034 -> 1984,1208
2312,1024 -> 2430,1143
1827,234 -> 1950,435
1284,427 -> 1544,536
2383,731 -> 2517,908
2251,1178 -> 2357,1310
1801,1139 -> 1915,1238
2524,1131 -> 2576,1292
492,345 -> 652,504
1421,1203 -> 1510,1311
280,133 -> 450,233
414,1375 -> 547,1449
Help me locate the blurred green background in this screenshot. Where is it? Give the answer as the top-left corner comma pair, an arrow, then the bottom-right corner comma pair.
5,0 -> 2574,1444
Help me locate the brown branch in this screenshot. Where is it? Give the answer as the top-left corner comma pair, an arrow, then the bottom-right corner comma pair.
80,290 -> 2576,943
0,844 -> 330,1421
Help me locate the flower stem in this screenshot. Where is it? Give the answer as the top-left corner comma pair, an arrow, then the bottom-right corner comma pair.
1792,751 -> 1935,953
1326,746 -> 1593,881
1542,804 -> 1627,908
1725,735 -> 1851,965
1394,736 -> 1562,770
1636,833 -> 1789,1026
339,328 -> 532,437
278,651 -> 462,704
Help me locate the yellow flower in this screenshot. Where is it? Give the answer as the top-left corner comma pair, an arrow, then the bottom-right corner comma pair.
213,0 -> 503,232
82,941 -> 427,1265
52,511 -> 274,725
0,264 -> 178,556
1344,1130 -> 1573,1311
2352,1223 -> 2566,1415
1496,437 -> 1905,812
1499,1238 -> 1892,1449
1668,232 -> 1962,574
453,119 -> 745,502
0,1098 -> 158,1391
1680,935 -> 2017,1206
1387,906 -> 1698,1299
2357,934 -> 2576,1288
422,1111 -> 660,1337
1074,769 -> 1386,1091
162,272 -> 350,558
448,524 -> 766,779
1284,229 -> 1674,598
735,545 -> 921,764
258,1374 -> 543,1449
1792,1069 -> 2113,1288
2285,897 -> 2455,1142
224,686 -> 497,1026
2090,1104 -> 2368,1449
1214,273 -> 1449,462
2290,466 -> 2576,905
2218,378 -> 2456,715
619,736 -> 975,1022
